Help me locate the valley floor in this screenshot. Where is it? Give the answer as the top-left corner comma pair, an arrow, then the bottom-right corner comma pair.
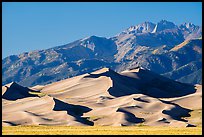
2,125 -> 202,135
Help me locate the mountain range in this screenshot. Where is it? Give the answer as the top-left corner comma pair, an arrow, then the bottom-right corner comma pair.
2,20 -> 202,87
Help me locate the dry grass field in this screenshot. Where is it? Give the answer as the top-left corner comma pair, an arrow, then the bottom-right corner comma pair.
2,126 -> 202,135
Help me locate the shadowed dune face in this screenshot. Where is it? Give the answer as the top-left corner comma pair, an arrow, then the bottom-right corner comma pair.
53,98 -> 92,116
2,68 -> 202,127
83,68 -> 140,97
120,69 -> 196,98
116,108 -> 145,125
84,68 -> 196,98
53,98 -> 94,126
2,82 -> 39,101
134,97 -> 150,103
2,96 -> 94,126
160,100 -> 192,122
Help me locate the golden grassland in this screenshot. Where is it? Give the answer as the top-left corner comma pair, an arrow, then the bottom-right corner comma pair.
2,125 -> 202,135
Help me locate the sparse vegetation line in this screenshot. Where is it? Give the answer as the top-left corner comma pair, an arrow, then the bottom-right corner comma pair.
2,126 -> 202,135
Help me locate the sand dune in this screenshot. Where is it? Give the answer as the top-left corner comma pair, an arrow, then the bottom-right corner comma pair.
2,95 -> 93,126
2,82 -> 40,101
2,68 -> 202,127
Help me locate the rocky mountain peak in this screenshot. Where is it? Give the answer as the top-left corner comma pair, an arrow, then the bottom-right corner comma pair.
179,22 -> 199,31
124,21 -> 156,34
153,20 -> 177,32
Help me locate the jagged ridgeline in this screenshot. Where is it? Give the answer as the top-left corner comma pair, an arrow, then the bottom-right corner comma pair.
2,20 -> 202,87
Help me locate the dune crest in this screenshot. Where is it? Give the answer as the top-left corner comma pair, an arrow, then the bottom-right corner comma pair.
2,68 -> 202,127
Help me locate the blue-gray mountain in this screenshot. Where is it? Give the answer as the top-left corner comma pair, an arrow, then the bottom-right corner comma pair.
2,20 -> 202,87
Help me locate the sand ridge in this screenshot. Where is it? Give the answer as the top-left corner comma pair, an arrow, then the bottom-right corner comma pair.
2,68 -> 202,127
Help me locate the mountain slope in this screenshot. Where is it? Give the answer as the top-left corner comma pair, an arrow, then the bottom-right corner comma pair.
114,38 -> 202,84
2,36 -> 118,86
2,20 -> 202,87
